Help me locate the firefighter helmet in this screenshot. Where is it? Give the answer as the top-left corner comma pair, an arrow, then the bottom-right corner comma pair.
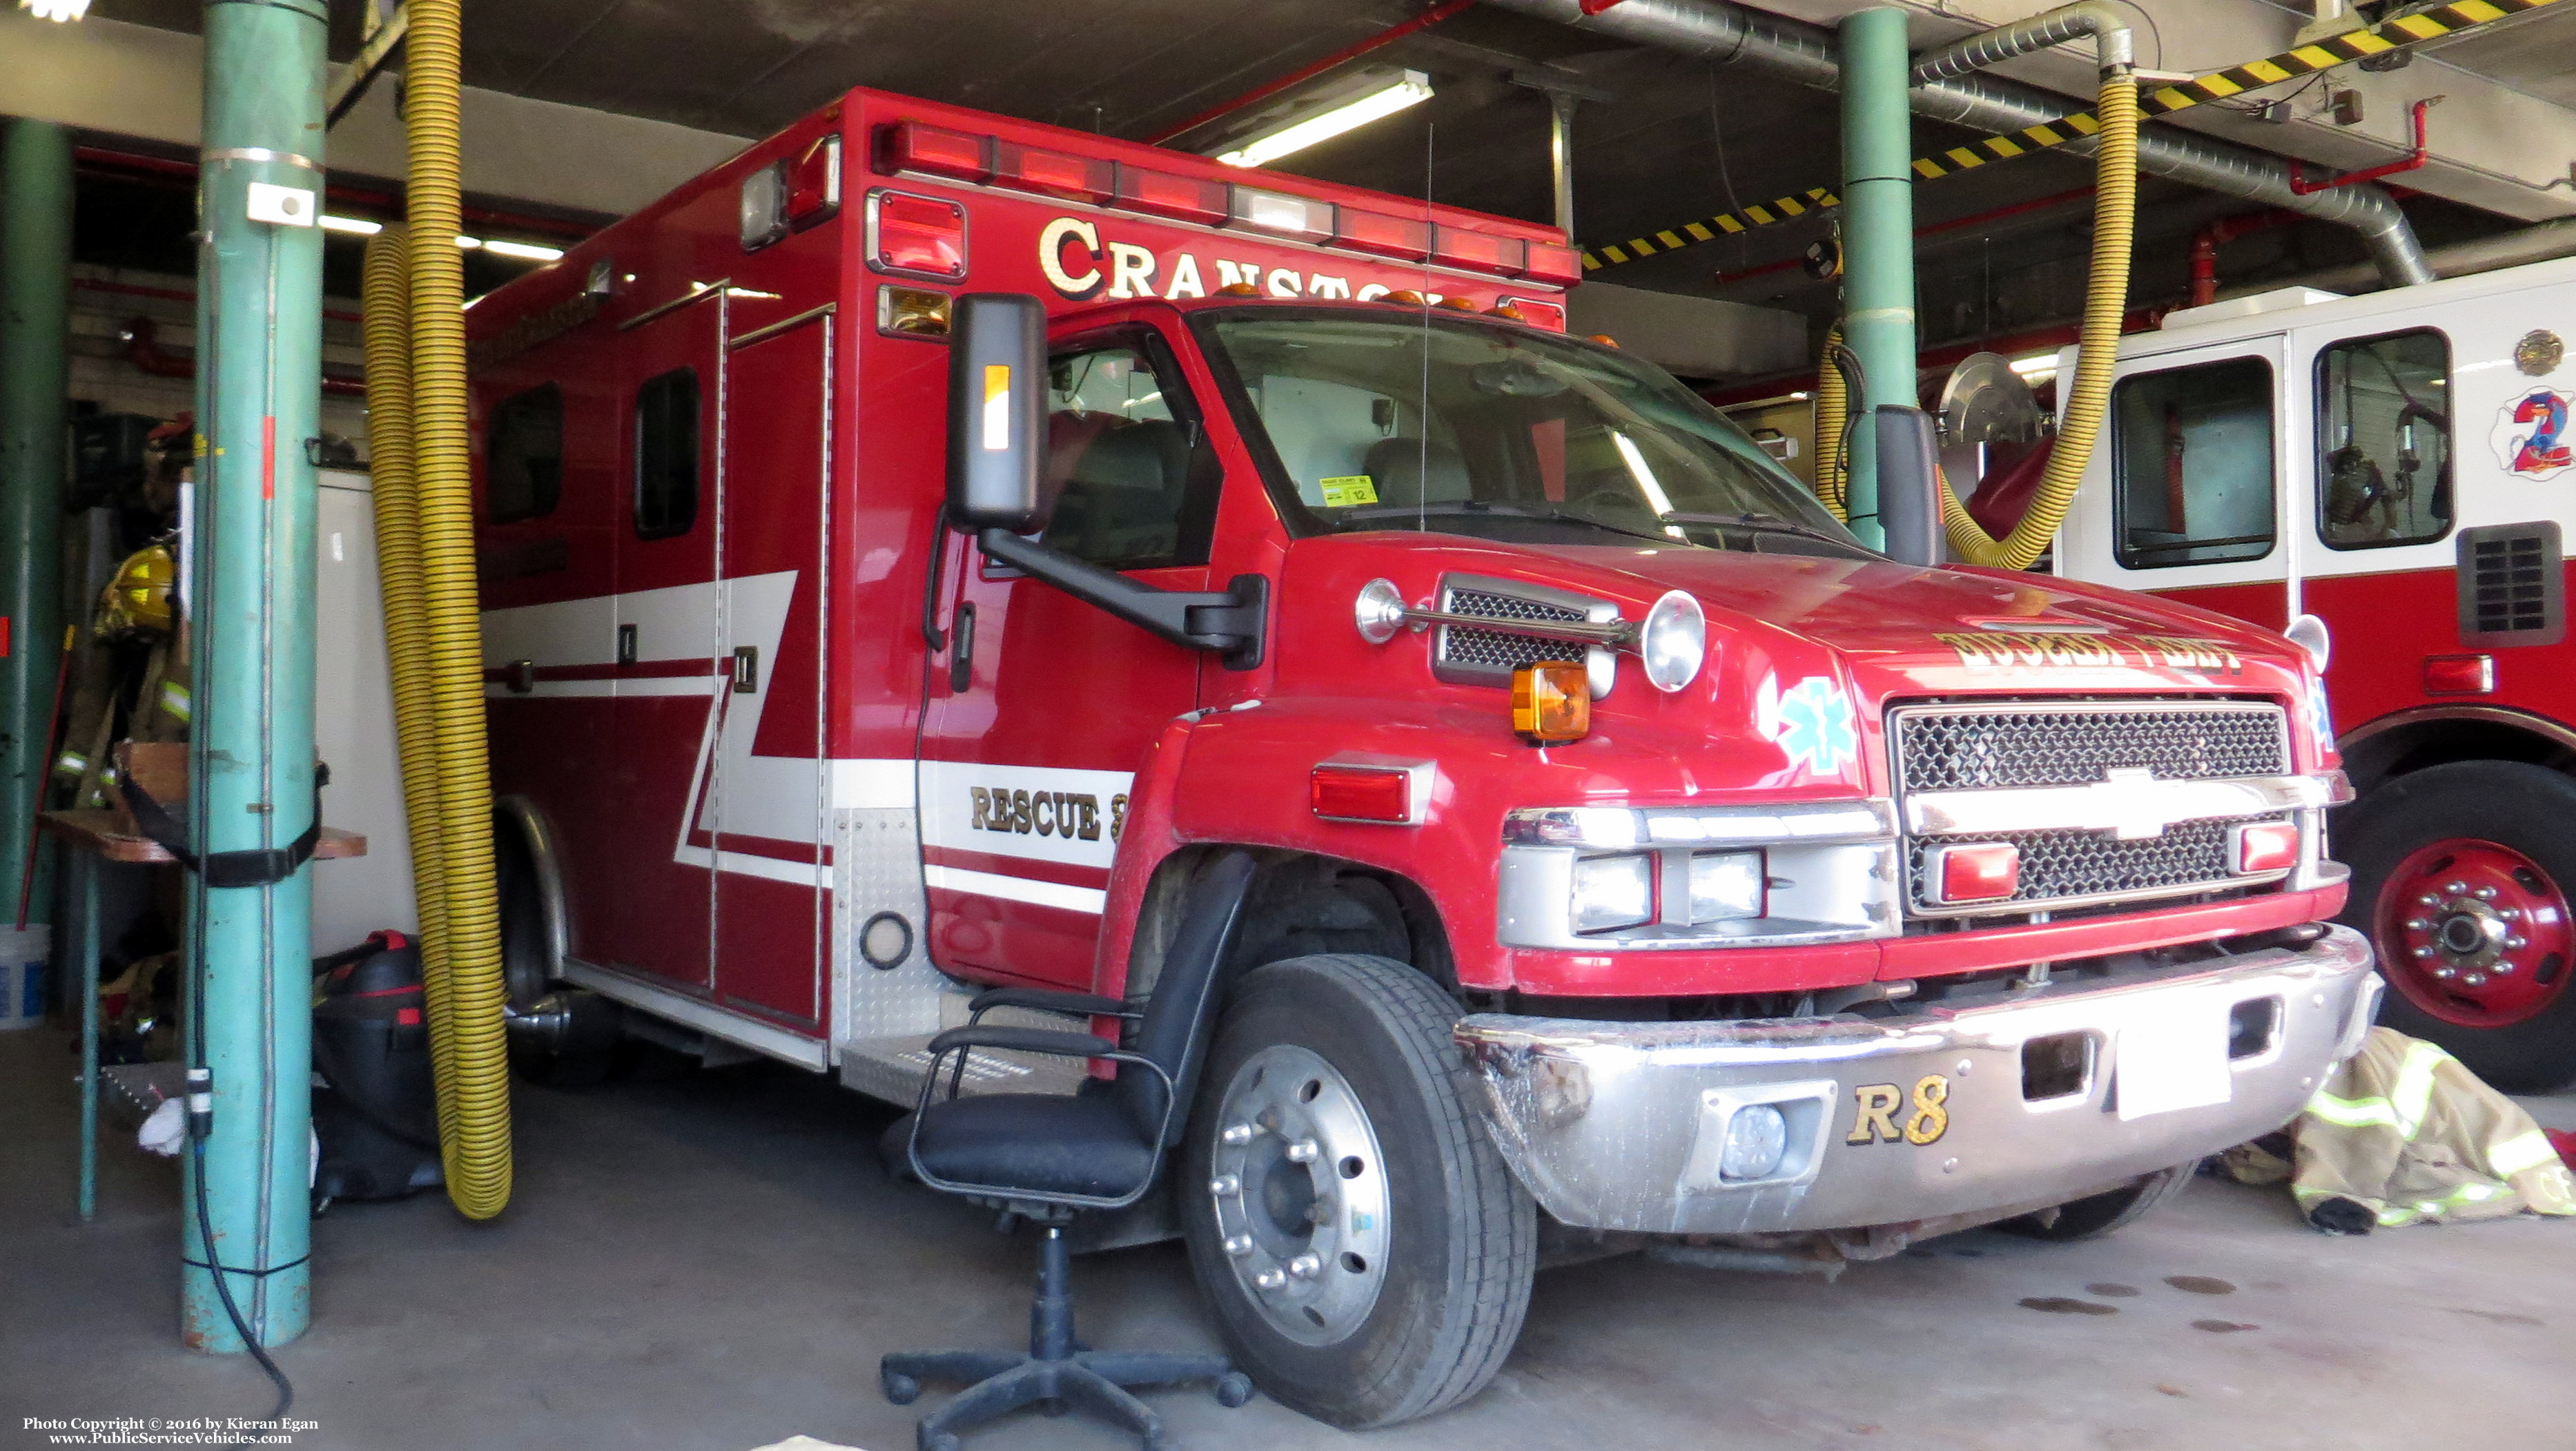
98,541 -> 177,638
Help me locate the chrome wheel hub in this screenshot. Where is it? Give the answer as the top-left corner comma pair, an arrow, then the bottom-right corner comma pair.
1207,1044 -> 1390,1345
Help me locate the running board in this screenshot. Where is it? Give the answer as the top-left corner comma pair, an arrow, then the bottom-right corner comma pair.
837,983 -> 1093,1107
560,958 -> 830,1071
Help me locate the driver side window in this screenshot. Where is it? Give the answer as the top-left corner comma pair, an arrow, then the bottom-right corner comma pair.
1042,338 -> 1216,571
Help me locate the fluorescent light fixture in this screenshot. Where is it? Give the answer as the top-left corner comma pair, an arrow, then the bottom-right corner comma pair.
2009,352 -> 2062,378
319,215 -> 383,235
1216,70 -> 1433,169
453,235 -> 484,250
20,0 -> 91,21
482,238 -> 565,262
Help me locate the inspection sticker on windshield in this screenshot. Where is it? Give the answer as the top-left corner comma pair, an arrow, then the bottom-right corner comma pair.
1318,475 -> 1379,508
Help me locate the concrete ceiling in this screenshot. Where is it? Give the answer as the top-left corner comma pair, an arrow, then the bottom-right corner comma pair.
58,0 -> 2572,369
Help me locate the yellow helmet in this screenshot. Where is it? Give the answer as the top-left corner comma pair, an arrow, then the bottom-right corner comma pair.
98,541 -> 177,638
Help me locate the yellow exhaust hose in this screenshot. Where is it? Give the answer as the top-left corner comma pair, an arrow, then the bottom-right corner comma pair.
1809,72 -> 2136,568
1937,71 -> 2136,569
367,0 -> 513,1219
358,228 -> 457,1156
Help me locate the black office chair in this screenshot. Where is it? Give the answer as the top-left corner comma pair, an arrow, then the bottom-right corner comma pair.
880,850 -> 1259,1451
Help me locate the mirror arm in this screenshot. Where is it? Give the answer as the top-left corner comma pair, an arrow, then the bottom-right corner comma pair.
975,528 -> 1268,671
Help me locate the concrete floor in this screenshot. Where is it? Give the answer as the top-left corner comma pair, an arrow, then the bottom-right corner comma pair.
7,1024 -> 2574,1451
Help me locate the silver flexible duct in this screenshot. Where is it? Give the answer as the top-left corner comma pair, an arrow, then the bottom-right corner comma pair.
1911,1 -> 2133,80
1481,0 -> 2435,289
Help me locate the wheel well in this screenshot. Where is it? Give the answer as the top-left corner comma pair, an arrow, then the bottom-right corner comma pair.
1124,847 -> 1455,1000
2343,714 -> 2576,797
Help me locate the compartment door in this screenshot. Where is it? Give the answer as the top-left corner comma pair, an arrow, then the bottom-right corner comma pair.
710,307 -> 835,1026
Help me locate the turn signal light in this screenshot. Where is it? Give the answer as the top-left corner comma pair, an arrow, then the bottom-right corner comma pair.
1433,226 -> 1527,276
994,142 -> 1113,204
1932,841 -> 2020,904
1337,208 -> 1432,260
2232,821 -> 2301,875
1311,765 -> 1416,824
1512,661 -> 1591,745
1115,166 -> 1229,225
1523,240 -> 1583,286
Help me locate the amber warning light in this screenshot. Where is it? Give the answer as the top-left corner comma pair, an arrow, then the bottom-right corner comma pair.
1512,662 -> 1591,746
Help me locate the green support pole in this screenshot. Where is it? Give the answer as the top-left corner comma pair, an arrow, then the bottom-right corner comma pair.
1837,7 -> 1919,552
0,119 -> 70,928
182,0 -> 326,1354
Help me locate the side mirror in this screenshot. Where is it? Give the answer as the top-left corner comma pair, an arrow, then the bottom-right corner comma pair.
946,293 -> 1051,534
1874,405 -> 1942,567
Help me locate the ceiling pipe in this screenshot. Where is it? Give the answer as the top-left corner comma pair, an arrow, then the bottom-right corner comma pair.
1144,0 -> 1475,146
1475,0 -> 2436,289
2232,215 -> 2576,298
1910,1 -> 2131,81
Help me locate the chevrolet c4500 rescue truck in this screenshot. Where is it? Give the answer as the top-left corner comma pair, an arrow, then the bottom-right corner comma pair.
469,89 -> 2379,1427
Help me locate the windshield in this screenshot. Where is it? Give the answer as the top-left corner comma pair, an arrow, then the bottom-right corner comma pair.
1192,309 -> 1864,554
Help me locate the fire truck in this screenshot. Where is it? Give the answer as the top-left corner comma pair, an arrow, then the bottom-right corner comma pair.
2050,260 -> 2576,1093
467,88 -> 2377,1428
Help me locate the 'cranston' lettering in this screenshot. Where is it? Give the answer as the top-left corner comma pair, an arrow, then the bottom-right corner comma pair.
1039,215 -> 1399,307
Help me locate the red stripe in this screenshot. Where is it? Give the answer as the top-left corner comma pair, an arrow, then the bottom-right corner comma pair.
261,415 -> 276,500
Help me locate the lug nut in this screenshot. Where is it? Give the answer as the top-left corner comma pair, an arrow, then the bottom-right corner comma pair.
1288,1253 -> 1323,1279
1224,1234 -> 1255,1257
2476,886 -> 2500,901
2435,968 -> 2457,980
1209,1175 -> 1241,1197
2418,894 -> 2440,907
2406,918 -> 2429,931
2414,946 -> 2436,959
1253,1268 -> 1287,1291
2446,880 -> 2468,894
1285,1139 -> 1320,1165
2466,973 -> 2488,986
2496,961 -> 2518,975
2503,908 -> 2524,922
2508,935 -> 2529,950
1221,1122 -> 1256,1146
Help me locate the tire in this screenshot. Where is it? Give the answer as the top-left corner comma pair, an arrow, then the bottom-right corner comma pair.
1997,1162 -> 2195,1241
1180,954 -> 1536,1430
2336,761 -> 2576,1092
496,815 -> 623,1087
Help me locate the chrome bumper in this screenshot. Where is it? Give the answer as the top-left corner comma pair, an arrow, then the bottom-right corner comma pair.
1454,926 -> 2379,1236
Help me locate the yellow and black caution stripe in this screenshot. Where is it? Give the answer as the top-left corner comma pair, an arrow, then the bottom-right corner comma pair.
1581,0 -> 2566,272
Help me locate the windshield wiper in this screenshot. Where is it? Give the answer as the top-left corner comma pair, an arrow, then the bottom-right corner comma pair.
1336,500 -> 1684,546
1660,512 -> 1867,552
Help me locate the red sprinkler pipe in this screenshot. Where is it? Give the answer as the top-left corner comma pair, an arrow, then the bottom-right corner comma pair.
2289,98 -> 2435,196
1146,0 -> 1476,145
2187,209 -> 2301,306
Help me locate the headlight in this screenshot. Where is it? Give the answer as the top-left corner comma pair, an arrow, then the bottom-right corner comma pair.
1688,850 -> 1766,923
1719,1104 -> 1788,1181
1569,852 -> 1655,933
1638,590 -> 1706,693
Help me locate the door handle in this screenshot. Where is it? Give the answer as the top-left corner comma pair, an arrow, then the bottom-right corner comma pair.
616,623 -> 638,666
732,645 -> 759,694
506,659 -> 536,694
948,603 -> 975,694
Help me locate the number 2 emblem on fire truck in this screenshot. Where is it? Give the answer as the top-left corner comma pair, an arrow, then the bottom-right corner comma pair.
2494,388 -> 2574,482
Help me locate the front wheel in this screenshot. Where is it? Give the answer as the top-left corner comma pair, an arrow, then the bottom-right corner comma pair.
1180,954 -> 1536,1430
1998,1162 -> 2195,1241
2336,760 -> 2576,1091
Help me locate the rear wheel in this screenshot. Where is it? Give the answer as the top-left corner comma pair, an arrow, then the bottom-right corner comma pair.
1998,1162 -> 2195,1241
1180,954 -> 1535,1430
495,809 -> 622,1087
2337,761 -> 2576,1091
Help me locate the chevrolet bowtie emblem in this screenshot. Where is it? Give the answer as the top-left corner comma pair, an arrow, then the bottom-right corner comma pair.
2090,767 -> 2177,840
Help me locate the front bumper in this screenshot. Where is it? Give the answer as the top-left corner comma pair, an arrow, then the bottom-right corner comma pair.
1454,925 -> 2379,1235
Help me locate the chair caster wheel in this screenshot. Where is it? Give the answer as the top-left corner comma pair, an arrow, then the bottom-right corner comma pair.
1213,1372 -> 1255,1409
916,1428 -> 957,1451
881,1368 -> 919,1405
1038,1396 -> 1070,1418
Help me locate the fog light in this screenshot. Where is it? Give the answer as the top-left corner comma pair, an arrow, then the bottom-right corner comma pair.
1720,1104 -> 1788,1181
1688,850 -> 1766,923
1570,853 -> 1654,934
1932,841 -> 2020,904
2232,821 -> 2300,875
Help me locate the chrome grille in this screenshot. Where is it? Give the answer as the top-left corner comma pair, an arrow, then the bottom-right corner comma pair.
1894,703 -> 2287,793
1432,575 -> 1611,687
1893,699 -> 2296,917
1907,815 -> 2285,912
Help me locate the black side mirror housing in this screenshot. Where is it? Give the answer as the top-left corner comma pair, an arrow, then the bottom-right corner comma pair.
946,293 -> 1052,534
1874,405 -> 1942,567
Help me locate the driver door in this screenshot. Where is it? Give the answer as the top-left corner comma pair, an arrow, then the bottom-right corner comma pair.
916,322 -> 1222,989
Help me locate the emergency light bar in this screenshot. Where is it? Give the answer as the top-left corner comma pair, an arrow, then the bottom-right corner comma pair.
874,120 -> 1574,286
